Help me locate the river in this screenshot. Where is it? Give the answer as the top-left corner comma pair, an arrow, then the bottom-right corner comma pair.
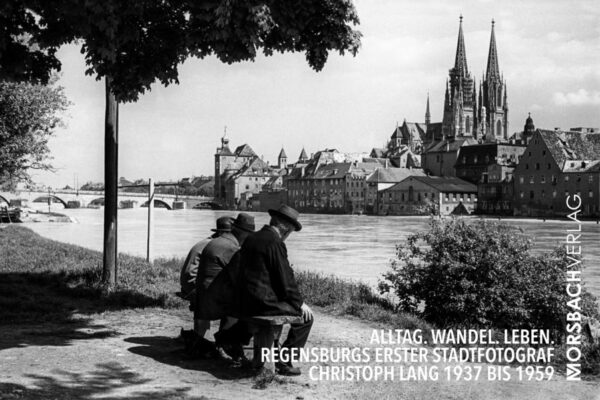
23,207 -> 600,298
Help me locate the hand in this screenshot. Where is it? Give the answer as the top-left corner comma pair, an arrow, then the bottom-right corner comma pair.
301,303 -> 313,322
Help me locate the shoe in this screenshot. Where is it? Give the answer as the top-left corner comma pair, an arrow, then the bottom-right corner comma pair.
275,361 -> 301,376
212,346 -> 233,360
189,337 -> 217,359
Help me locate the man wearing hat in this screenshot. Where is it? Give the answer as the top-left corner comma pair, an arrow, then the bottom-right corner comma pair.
180,216 -> 233,309
178,216 -> 232,350
194,213 -> 255,348
239,204 -> 313,376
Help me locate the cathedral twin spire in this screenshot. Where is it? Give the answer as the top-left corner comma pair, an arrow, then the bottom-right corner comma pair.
454,15 -> 469,77
439,16 -> 508,140
486,19 -> 500,81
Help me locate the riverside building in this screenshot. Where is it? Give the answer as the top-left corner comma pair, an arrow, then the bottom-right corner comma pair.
513,129 -> 600,217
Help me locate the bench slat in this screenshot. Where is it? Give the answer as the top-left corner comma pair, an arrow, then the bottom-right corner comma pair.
241,315 -> 303,325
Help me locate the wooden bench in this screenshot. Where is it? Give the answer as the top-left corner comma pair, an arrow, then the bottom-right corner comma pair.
239,315 -> 303,370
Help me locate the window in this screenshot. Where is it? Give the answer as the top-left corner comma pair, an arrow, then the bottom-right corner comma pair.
541,190 -> 545,198
547,163 -> 551,170
520,191 -> 524,198
589,191 -> 594,198
542,150 -> 546,156
519,177 -> 524,184
552,190 -> 557,198
529,176 -> 534,184
541,175 -> 545,184
474,156 -> 478,163
589,175 -> 594,183
530,191 -> 534,199
535,163 -> 540,170
526,164 -> 529,170
564,175 -> 569,182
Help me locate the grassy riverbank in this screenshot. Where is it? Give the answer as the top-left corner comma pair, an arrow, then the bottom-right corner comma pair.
0,225 -> 429,335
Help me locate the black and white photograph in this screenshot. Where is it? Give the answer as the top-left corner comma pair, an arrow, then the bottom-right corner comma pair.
1,1 -> 599,399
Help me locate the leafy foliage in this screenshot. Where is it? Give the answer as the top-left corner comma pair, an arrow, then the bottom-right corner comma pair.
0,2 -> 61,84
0,80 -> 69,186
3,0 -> 361,102
379,217 -> 599,331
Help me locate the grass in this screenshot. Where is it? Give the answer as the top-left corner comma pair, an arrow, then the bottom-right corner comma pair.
0,225 -> 432,338
295,270 -> 435,339
0,225 -> 186,323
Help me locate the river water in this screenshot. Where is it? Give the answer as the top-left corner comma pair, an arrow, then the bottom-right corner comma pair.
23,207 -> 600,298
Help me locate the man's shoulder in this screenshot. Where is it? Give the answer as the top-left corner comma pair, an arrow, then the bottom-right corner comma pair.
203,233 -> 239,254
190,237 -> 211,253
244,226 -> 281,249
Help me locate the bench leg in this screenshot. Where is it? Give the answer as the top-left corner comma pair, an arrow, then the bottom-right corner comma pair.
252,325 -> 283,371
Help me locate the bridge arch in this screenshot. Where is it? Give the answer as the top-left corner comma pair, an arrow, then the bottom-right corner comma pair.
142,199 -> 172,210
89,197 -> 105,206
0,195 -> 10,205
32,195 -> 69,208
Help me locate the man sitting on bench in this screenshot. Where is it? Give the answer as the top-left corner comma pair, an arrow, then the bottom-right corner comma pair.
238,204 -> 313,376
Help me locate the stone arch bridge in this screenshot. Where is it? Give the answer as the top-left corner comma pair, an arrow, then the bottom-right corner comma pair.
0,190 -> 215,210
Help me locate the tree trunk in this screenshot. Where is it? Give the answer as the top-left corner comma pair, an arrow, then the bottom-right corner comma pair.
102,77 -> 119,288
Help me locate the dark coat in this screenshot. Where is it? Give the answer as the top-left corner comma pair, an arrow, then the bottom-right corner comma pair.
179,237 -> 212,298
194,233 -> 239,319
195,252 -> 241,320
239,226 -> 303,316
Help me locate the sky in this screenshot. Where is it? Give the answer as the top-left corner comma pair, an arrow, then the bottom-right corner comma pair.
34,0 -> 600,188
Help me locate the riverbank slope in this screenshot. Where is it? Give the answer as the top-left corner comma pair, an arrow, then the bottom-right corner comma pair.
1,226 -> 598,399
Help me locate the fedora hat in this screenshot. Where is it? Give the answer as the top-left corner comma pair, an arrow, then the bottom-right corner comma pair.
211,216 -> 233,233
232,213 -> 255,233
268,204 -> 302,231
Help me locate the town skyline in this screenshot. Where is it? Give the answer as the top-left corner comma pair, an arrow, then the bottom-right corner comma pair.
34,0 -> 600,188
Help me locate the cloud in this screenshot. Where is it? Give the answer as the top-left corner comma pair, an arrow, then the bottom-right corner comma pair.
553,89 -> 600,106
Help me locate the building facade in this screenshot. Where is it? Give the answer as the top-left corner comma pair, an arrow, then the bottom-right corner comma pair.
365,167 -> 426,214
455,143 -> 526,184
378,176 -> 478,216
513,129 -> 600,217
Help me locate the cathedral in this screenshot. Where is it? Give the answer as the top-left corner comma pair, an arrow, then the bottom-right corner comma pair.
433,16 -> 509,143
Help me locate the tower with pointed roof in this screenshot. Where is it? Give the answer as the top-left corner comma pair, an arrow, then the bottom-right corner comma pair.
442,16 -> 477,139
479,19 -> 509,142
425,93 -> 431,127
298,148 -> 309,163
278,147 -> 287,168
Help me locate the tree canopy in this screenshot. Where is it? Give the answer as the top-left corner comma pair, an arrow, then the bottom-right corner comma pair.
0,80 -> 69,188
2,0 -> 361,102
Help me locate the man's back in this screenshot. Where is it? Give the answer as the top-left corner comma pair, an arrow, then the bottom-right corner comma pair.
197,232 -> 239,290
180,237 -> 212,296
239,226 -> 302,316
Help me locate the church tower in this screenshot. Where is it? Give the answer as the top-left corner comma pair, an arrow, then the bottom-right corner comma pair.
277,147 -> 287,168
479,20 -> 509,142
442,16 -> 476,139
425,93 -> 431,127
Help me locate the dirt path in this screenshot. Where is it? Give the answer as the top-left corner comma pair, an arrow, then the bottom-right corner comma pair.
0,308 -> 598,400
